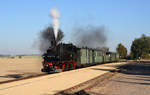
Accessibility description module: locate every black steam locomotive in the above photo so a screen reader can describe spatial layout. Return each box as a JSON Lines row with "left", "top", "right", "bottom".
{"left": 42, "top": 43, "right": 78, "bottom": 72}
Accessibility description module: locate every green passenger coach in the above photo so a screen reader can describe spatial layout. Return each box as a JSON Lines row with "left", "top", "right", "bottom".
{"left": 76, "top": 48, "right": 117, "bottom": 65}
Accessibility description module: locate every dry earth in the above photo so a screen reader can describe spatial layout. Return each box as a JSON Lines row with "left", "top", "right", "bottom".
{"left": 0, "top": 56, "right": 43, "bottom": 82}
{"left": 60, "top": 62, "right": 150, "bottom": 95}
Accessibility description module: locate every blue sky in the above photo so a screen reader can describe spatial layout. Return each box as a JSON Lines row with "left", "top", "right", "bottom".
{"left": 0, "top": 0, "right": 150, "bottom": 55}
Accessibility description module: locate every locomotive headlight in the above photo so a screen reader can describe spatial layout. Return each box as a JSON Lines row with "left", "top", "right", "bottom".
{"left": 45, "top": 64, "right": 49, "bottom": 67}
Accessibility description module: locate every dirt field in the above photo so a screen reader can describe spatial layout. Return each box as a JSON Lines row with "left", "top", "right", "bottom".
{"left": 0, "top": 56, "right": 43, "bottom": 82}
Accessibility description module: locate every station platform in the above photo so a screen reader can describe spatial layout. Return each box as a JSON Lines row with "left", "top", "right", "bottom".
{"left": 0, "top": 62, "right": 128, "bottom": 95}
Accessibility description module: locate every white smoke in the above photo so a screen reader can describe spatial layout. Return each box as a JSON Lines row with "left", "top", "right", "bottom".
{"left": 50, "top": 7, "right": 60, "bottom": 39}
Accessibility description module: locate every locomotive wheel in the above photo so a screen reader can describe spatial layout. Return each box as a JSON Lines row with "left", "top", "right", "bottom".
{"left": 69, "top": 64, "right": 73, "bottom": 70}
{"left": 64, "top": 64, "right": 68, "bottom": 71}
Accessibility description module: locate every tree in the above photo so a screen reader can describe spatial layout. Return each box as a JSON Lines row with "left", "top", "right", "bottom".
{"left": 131, "top": 34, "right": 150, "bottom": 59}
{"left": 116, "top": 43, "right": 127, "bottom": 59}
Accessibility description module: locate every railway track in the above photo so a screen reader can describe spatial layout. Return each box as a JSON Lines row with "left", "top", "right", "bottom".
{"left": 0, "top": 73, "right": 48, "bottom": 84}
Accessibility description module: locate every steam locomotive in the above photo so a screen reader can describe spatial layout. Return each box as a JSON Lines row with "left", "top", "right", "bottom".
{"left": 41, "top": 43, "right": 119, "bottom": 72}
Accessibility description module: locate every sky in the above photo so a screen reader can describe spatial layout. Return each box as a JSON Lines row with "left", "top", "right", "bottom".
{"left": 0, "top": 0, "right": 150, "bottom": 55}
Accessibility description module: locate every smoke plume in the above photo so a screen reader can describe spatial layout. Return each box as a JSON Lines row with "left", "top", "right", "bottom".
{"left": 50, "top": 7, "right": 60, "bottom": 39}
{"left": 72, "top": 25, "right": 107, "bottom": 48}
{"left": 39, "top": 26, "right": 64, "bottom": 53}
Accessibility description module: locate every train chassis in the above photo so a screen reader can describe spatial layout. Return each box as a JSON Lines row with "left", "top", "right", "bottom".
{"left": 42, "top": 61, "right": 77, "bottom": 73}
